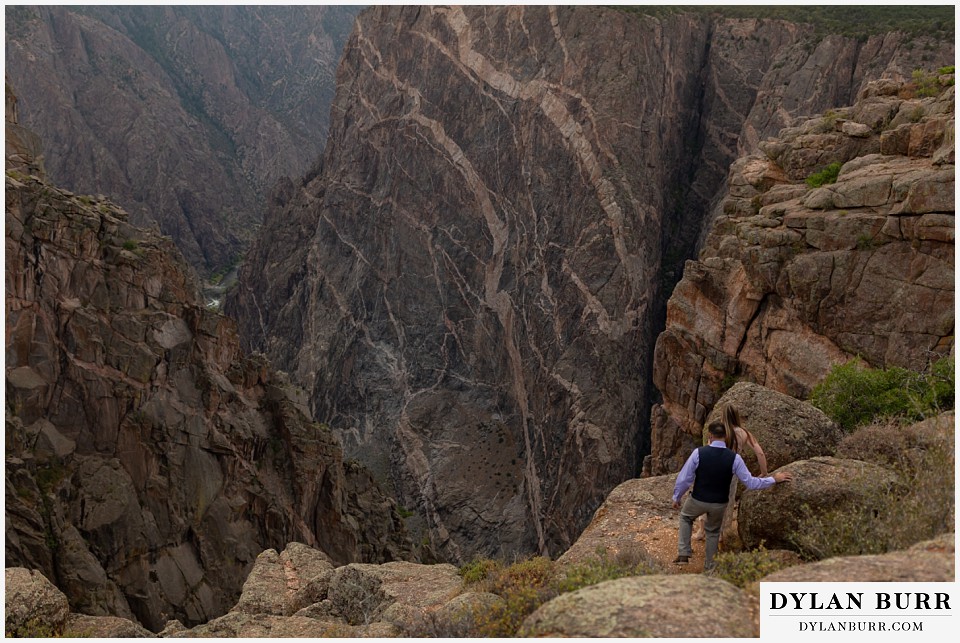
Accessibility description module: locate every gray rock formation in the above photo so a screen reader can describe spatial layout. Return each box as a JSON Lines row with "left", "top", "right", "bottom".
{"left": 519, "top": 574, "right": 754, "bottom": 637}
{"left": 738, "top": 456, "right": 902, "bottom": 551}
{"left": 650, "top": 76, "right": 955, "bottom": 474}
{"left": 5, "top": 103, "right": 413, "bottom": 630}
{"left": 694, "top": 381, "right": 844, "bottom": 476}
{"left": 756, "top": 533, "right": 955, "bottom": 582}
{"left": 172, "top": 542, "right": 466, "bottom": 637}
{"left": 63, "top": 614, "right": 155, "bottom": 639}
{"left": 230, "top": 544, "right": 334, "bottom": 617}
{"left": 557, "top": 475, "right": 675, "bottom": 569}
{"left": 4, "top": 568, "right": 71, "bottom": 637}
{"left": 5, "top": 5, "right": 359, "bottom": 274}
{"left": 228, "top": 5, "right": 952, "bottom": 562}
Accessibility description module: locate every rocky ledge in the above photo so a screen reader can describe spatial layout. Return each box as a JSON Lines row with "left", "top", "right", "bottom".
{"left": 8, "top": 530, "right": 953, "bottom": 638}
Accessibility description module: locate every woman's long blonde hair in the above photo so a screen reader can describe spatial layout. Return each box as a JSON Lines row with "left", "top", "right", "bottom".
{"left": 721, "top": 404, "right": 742, "bottom": 453}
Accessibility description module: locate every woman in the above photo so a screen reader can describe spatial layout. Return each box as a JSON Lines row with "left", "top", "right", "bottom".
{"left": 692, "top": 404, "right": 768, "bottom": 542}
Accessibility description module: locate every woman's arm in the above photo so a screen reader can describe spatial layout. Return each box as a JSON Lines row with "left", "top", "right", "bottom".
{"left": 744, "top": 429, "right": 768, "bottom": 477}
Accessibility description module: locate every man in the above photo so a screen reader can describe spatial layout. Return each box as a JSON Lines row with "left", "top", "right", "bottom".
{"left": 672, "top": 421, "right": 793, "bottom": 570}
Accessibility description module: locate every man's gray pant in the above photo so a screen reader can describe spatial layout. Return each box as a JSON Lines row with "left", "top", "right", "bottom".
{"left": 678, "top": 496, "right": 727, "bottom": 569}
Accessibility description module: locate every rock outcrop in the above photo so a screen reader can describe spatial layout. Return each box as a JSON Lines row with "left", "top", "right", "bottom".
{"left": 755, "top": 534, "right": 954, "bottom": 583}
{"left": 5, "top": 5, "right": 359, "bottom": 274}
{"left": 738, "top": 457, "right": 902, "bottom": 551}
{"left": 230, "top": 544, "right": 334, "bottom": 617}
{"left": 227, "top": 5, "right": 953, "bottom": 563}
{"left": 519, "top": 575, "right": 754, "bottom": 638}
{"left": 4, "top": 567, "right": 71, "bottom": 637}
{"left": 5, "top": 106, "right": 413, "bottom": 630}
{"left": 62, "top": 614, "right": 155, "bottom": 638}
{"left": 650, "top": 76, "right": 955, "bottom": 474}
{"left": 557, "top": 475, "right": 676, "bottom": 569}
{"left": 170, "top": 542, "right": 466, "bottom": 637}
{"left": 5, "top": 566, "right": 156, "bottom": 638}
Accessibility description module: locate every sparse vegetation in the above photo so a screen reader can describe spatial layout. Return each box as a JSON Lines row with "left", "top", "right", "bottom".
{"left": 458, "top": 557, "right": 500, "bottom": 584}
{"left": 907, "top": 105, "right": 926, "bottom": 123}
{"left": 855, "top": 234, "right": 878, "bottom": 250}
{"left": 911, "top": 66, "right": 955, "bottom": 97}
{"left": 804, "top": 161, "right": 842, "bottom": 188}
{"left": 821, "top": 109, "right": 840, "bottom": 129}
{"left": 809, "top": 355, "right": 954, "bottom": 431}
{"left": 710, "top": 544, "right": 797, "bottom": 587}
{"left": 457, "top": 548, "right": 658, "bottom": 636}
{"left": 6, "top": 616, "right": 65, "bottom": 638}
{"left": 789, "top": 427, "right": 953, "bottom": 559}
{"left": 719, "top": 372, "right": 739, "bottom": 394}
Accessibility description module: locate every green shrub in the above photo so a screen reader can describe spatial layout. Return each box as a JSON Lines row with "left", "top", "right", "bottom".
{"left": 458, "top": 557, "right": 500, "bottom": 584}
{"left": 809, "top": 356, "right": 954, "bottom": 431}
{"left": 710, "top": 545, "right": 797, "bottom": 587}
{"left": 6, "top": 616, "right": 65, "bottom": 638}
{"left": 922, "top": 355, "right": 954, "bottom": 412}
{"left": 473, "top": 557, "right": 556, "bottom": 637}
{"left": 555, "top": 547, "right": 658, "bottom": 593}
{"left": 805, "top": 162, "right": 842, "bottom": 188}
{"left": 938, "top": 65, "right": 955, "bottom": 75}
{"left": 122, "top": 239, "right": 139, "bottom": 251}
{"left": 488, "top": 556, "right": 556, "bottom": 596}
{"left": 855, "top": 234, "right": 877, "bottom": 250}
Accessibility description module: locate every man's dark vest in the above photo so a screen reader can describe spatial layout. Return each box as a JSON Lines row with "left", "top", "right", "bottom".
{"left": 692, "top": 446, "right": 736, "bottom": 503}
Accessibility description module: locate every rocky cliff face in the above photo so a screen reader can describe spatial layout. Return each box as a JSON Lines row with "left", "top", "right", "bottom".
{"left": 4, "top": 98, "right": 414, "bottom": 631}
{"left": 228, "top": 5, "right": 953, "bottom": 562}
{"left": 649, "top": 76, "right": 955, "bottom": 474}
{"left": 4, "top": 5, "right": 359, "bottom": 274}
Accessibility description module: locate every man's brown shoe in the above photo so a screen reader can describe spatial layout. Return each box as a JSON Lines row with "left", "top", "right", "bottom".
{"left": 672, "top": 555, "right": 689, "bottom": 565}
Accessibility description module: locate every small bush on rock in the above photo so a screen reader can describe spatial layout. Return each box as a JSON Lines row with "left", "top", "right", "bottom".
{"left": 471, "top": 557, "right": 557, "bottom": 637}
{"left": 710, "top": 545, "right": 798, "bottom": 588}
{"left": 809, "top": 356, "right": 954, "bottom": 431}
{"left": 805, "top": 161, "right": 842, "bottom": 187}
{"left": 460, "top": 550, "right": 657, "bottom": 636}
{"left": 458, "top": 558, "right": 499, "bottom": 584}
{"left": 555, "top": 547, "right": 658, "bottom": 593}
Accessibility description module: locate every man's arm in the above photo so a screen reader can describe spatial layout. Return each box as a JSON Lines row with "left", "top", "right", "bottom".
{"left": 672, "top": 449, "right": 699, "bottom": 506}
{"left": 732, "top": 455, "right": 775, "bottom": 490}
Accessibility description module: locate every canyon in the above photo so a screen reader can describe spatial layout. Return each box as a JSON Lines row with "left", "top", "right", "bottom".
{"left": 226, "top": 5, "right": 954, "bottom": 562}
{"left": 5, "top": 4, "right": 954, "bottom": 633}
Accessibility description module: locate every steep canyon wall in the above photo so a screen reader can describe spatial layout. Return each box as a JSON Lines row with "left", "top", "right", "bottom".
{"left": 225, "top": 6, "right": 952, "bottom": 562}
{"left": 5, "top": 5, "right": 359, "bottom": 274}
